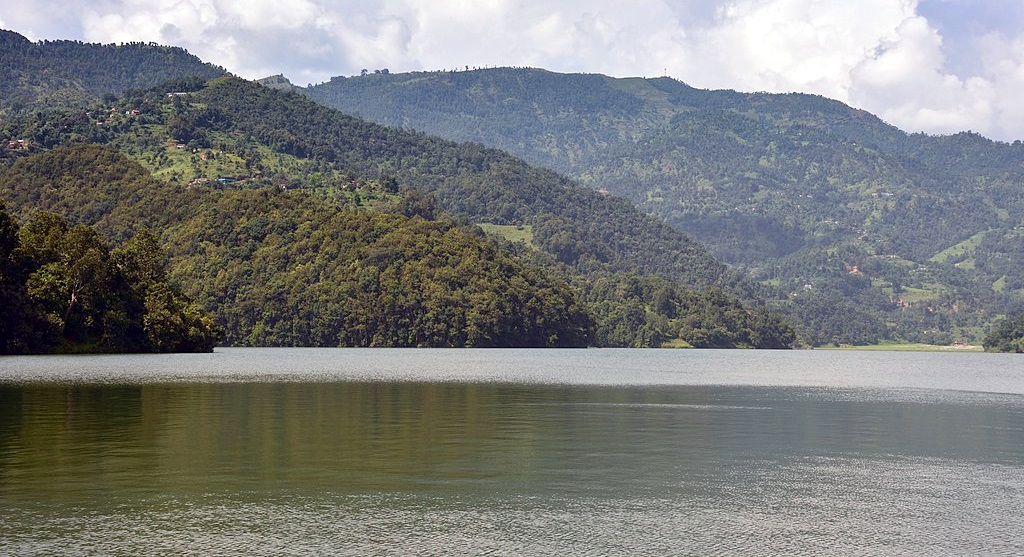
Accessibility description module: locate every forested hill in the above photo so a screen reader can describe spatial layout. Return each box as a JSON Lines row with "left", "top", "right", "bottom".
{"left": 0, "top": 29, "right": 225, "bottom": 116}
{"left": 136, "top": 75, "right": 730, "bottom": 288}
{"left": 303, "top": 68, "right": 1024, "bottom": 265}
{"left": 2, "top": 66, "right": 797, "bottom": 349}
{"left": 306, "top": 68, "right": 901, "bottom": 178}
{"left": 0, "top": 144, "right": 593, "bottom": 348}
{"left": 304, "top": 68, "right": 1024, "bottom": 345}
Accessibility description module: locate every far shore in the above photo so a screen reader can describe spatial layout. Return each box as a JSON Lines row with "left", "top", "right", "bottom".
{"left": 820, "top": 342, "right": 983, "bottom": 352}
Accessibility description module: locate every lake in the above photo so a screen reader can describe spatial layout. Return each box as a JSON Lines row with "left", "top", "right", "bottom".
{"left": 2, "top": 348, "right": 1023, "bottom": 555}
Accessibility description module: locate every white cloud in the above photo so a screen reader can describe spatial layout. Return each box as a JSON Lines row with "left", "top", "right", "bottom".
{"left": 849, "top": 16, "right": 975, "bottom": 132}
{"left": 848, "top": 13, "right": 1024, "bottom": 140}
{"left": 973, "top": 32, "right": 1024, "bottom": 141}
{"left": 360, "top": 0, "right": 689, "bottom": 75}
{"left": 677, "top": 0, "right": 917, "bottom": 98}
{"left": 220, "top": 0, "right": 319, "bottom": 31}
{"left": 1, "top": 0, "right": 1022, "bottom": 140}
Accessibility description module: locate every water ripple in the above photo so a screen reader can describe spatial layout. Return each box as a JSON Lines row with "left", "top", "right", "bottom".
{"left": 3, "top": 457, "right": 1024, "bottom": 556}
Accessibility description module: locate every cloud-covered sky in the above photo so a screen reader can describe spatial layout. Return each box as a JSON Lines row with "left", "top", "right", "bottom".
{"left": 3, "top": 0, "right": 1022, "bottom": 141}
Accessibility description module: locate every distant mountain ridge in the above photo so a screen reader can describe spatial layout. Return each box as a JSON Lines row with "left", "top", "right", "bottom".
{"left": 303, "top": 68, "right": 1023, "bottom": 261}
{"left": 303, "top": 67, "right": 1024, "bottom": 345}
{"left": 303, "top": 68, "right": 902, "bottom": 183}
{"left": 0, "top": 29, "right": 225, "bottom": 117}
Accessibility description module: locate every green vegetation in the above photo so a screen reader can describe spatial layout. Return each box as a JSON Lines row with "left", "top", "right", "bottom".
{"left": 580, "top": 273, "right": 795, "bottom": 349}
{"left": 305, "top": 67, "right": 1024, "bottom": 345}
{"left": 0, "top": 146, "right": 592, "bottom": 348}
{"left": 822, "top": 342, "right": 981, "bottom": 352}
{"left": 162, "top": 188, "right": 593, "bottom": 348}
{"left": 930, "top": 231, "right": 986, "bottom": 264}
{"left": 0, "top": 141, "right": 794, "bottom": 349}
{"left": 479, "top": 223, "right": 534, "bottom": 245}
{"left": 0, "top": 198, "right": 220, "bottom": 354}
{"left": 0, "top": 29, "right": 224, "bottom": 120}
{"left": 189, "top": 77, "right": 730, "bottom": 288}
{"left": 984, "top": 313, "right": 1024, "bottom": 353}
{"left": 4, "top": 71, "right": 730, "bottom": 286}
{"left": 0, "top": 36, "right": 799, "bottom": 350}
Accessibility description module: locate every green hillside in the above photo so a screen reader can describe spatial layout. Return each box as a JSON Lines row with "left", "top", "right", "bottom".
{"left": 1, "top": 58, "right": 795, "bottom": 349}
{"left": 0, "top": 145, "right": 593, "bottom": 348}
{"left": 305, "top": 67, "right": 1024, "bottom": 345}
{"left": 0, "top": 29, "right": 225, "bottom": 118}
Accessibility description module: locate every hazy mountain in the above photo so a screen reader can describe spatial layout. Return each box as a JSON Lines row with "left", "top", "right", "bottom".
{"left": 304, "top": 67, "right": 1024, "bottom": 344}
{"left": 256, "top": 74, "right": 297, "bottom": 92}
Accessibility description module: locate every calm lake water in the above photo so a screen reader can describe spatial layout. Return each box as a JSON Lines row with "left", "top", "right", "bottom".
{"left": 2, "top": 348, "right": 1023, "bottom": 555}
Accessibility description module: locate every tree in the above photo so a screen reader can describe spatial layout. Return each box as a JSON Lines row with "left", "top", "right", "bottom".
{"left": 983, "top": 314, "right": 1024, "bottom": 353}
{"left": 1, "top": 208, "right": 220, "bottom": 353}
{"left": 22, "top": 223, "right": 114, "bottom": 347}
{"left": 0, "top": 200, "right": 52, "bottom": 352}
{"left": 113, "top": 228, "right": 167, "bottom": 286}
{"left": 143, "top": 282, "right": 220, "bottom": 352}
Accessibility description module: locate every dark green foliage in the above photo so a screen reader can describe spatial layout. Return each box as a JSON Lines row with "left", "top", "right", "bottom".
{"left": 983, "top": 314, "right": 1024, "bottom": 353}
{"left": 163, "top": 188, "right": 593, "bottom": 347}
{"left": 1, "top": 146, "right": 593, "bottom": 348}
{"left": 0, "top": 199, "right": 54, "bottom": 352}
{"left": 582, "top": 273, "right": 795, "bottom": 348}
{"left": 0, "top": 143, "right": 202, "bottom": 241}
{"left": 1, "top": 57, "right": 795, "bottom": 349}
{"left": 0, "top": 201, "right": 220, "bottom": 354}
{"left": 0, "top": 29, "right": 224, "bottom": 118}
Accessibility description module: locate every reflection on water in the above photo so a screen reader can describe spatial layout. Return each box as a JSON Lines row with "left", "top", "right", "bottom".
{"left": 1, "top": 350, "right": 1024, "bottom": 555}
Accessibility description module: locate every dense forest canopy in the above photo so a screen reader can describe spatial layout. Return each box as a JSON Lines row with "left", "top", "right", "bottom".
{"left": 305, "top": 67, "right": 1024, "bottom": 346}
{"left": 0, "top": 197, "right": 220, "bottom": 354}
{"left": 0, "top": 145, "right": 594, "bottom": 348}
{"left": 984, "top": 313, "right": 1024, "bottom": 353}
{"left": 0, "top": 138, "right": 793, "bottom": 350}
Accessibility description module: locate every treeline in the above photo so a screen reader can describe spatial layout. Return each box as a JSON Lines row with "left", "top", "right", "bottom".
{"left": 0, "top": 29, "right": 225, "bottom": 116}
{"left": 984, "top": 313, "right": 1024, "bottom": 353}
{"left": 161, "top": 188, "right": 593, "bottom": 347}
{"left": 581, "top": 273, "right": 794, "bottom": 348}
{"left": 0, "top": 199, "right": 219, "bottom": 354}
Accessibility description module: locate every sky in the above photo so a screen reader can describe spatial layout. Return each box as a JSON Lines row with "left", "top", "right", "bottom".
{"left": 3, "top": 0, "right": 1023, "bottom": 142}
